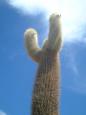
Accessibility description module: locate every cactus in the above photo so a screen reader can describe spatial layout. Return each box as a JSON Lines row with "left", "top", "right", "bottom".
{"left": 24, "top": 13, "right": 62, "bottom": 115}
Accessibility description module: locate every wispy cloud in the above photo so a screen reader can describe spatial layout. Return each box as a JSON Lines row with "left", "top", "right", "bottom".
{"left": 70, "top": 78, "right": 86, "bottom": 94}
{"left": 0, "top": 110, "right": 7, "bottom": 115}
{"left": 6, "top": 0, "right": 86, "bottom": 43}
{"left": 62, "top": 44, "right": 86, "bottom": 94}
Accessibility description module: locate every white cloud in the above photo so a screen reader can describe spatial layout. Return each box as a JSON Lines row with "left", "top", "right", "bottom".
{"left": 0, "top": 111, "right": 7, "bottom": 115}
{"left": 70, "top": 78, "right": 86, "bottom": 94}
{"left": 6, "top": 0, "right": 86, "bottom": 43}
{"left": 62, "top": 44, "right": 86, "bottom": 94}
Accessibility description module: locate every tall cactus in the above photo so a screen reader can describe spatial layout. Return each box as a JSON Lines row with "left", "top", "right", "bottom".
{"left": 24, "top": 13, "right": 62, "bottom": 115}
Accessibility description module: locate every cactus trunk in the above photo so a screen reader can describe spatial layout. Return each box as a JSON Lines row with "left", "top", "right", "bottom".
{"left": 32, "top": 51, "right": 60, "bottom": 115}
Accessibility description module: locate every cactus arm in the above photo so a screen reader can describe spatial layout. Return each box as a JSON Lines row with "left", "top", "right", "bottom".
{"left": 47, "top": 14, "right": 62, "bottom": 53}
{"left": 24, "top": 28, "right": 43, "bottom": 63}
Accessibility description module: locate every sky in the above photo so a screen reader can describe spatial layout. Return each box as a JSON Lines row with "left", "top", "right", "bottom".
{"left": 0, "top": 0, "right": 86, "bottom": 115}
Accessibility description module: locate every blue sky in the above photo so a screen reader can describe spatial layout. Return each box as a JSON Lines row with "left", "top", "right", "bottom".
{"left": 0, "top": 0, "right": 86, "bottom": 115}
